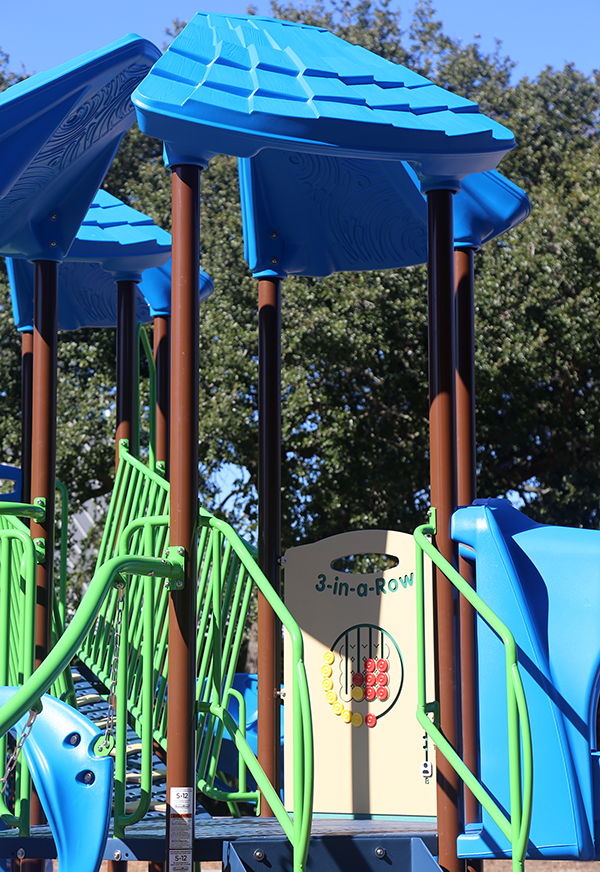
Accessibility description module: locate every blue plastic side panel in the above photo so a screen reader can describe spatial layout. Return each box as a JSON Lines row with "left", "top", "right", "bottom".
{"left": 0, "top": 465, "right": 22, "bottom": 502}
{"left": 0, "top": 688, "right": 112, "bottom": 872}
{"left": 451, "top": 500, "right": 600, "bottom": 859}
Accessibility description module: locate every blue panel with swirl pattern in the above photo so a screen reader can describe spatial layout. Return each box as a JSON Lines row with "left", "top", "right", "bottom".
{"left": 132, "top": 12, "right": 515, "bottom": 186}
{"left": 0, "top": 34, "right": 161, "bottom": 262}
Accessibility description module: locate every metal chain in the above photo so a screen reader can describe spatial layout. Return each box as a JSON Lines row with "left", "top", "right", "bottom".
{"left": 102, "top": 582, "right": 125, "bottom": 750}
{"left": 0, "top": 709, "right": 38, "bottom": 794}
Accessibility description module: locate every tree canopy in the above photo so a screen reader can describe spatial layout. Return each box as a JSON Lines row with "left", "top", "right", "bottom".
{"left": 2, "top": 0, "right": 600, "bottom": 563}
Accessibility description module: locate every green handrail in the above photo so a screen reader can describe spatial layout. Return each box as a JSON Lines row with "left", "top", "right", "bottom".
{"left": 55, "top": 480, "right": 69, "bottom": 631}
{"left": 414, "top": 509, "right": 532, "bottom": 872}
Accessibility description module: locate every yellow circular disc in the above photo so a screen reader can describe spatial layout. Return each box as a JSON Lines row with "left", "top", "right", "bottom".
{"left": 341, "top": 710, "right": 352, "bottom": 724}
{"left": 321, "top": 664, "right": 333, "bottom": 678}
{"left": 332, "top": 701, "right": 344, "bottom": 716}
{"left": 352, "top": 686, "right": 364, "bottom": 702}
{"left": 322, "top": 678, "right": 333, "bottom": 692}
{"left": 351, "top": 713, "right": 364, "bottom": 728}
{"left": 326, "top": 691, "right": 337, "bottom": 705}
{"left": 323, "top": 651, "right": 335, "bottom": 665}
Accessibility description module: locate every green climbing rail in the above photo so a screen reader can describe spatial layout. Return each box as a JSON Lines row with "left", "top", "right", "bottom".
{"left": 414, "top": 509, "right": 532, "bottom": 872}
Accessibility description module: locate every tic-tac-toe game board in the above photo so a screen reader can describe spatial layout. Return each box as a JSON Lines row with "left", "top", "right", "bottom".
{"left": 284, "top": 529, "right": 435, "bottom": 817}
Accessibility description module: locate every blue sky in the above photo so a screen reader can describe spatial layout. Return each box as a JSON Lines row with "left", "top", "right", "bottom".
{"left": 2, "top": 0, "right": 599, "bottom": 84}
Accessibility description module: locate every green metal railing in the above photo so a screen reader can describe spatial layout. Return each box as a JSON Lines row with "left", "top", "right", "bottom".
{"left": 76, "top": 442, "right": 313, "bottom": 872}
{"left": 414, "top": 509, "right": 532, "bottom": 872}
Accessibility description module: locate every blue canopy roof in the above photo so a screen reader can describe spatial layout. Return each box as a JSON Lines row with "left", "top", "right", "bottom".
{"left": 239, "top": 151, "right": 530, "bottom": 277}
{"left": 66, "top": 189, "right": 171, "bottom": 282}
{"left": 7, "top": 256, "right": 214, "bottom": 331}
{"left": 133, "top": 12, "right": 515, "bottom": 188}
{"left": 0, "top": 34, "right": 161, "bottom": 262}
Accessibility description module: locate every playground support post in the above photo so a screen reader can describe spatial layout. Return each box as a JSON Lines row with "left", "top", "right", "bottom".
{"left": 21, "top": 331, "right": 33, "bottom": 506}
{"left": 154, "top": 314, "right": 170, "bottom": 475}
{"left": 257, "top": 276, "right": 282, "bottom": 815}
{"left": 116, "top": 280, "right": 138, "bottom": 472}
{"left": 427, "top": 190, "right": 462, "bottom": 872}
{"left": 167, "top": 164, "right": 200, "bottom": 872}
{"left": 455, "top": 247, "right": 481, "bottom": 872}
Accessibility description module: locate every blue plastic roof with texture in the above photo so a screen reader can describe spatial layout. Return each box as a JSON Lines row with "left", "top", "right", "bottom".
{"left": 66, "top": 189, "right": 171, "bottom": 282}
{"left": 0, "top": 34, "right": 161, "bottom": 262}
{"left": 239, "top": 150, "right": 530, "bottom": 277}
{"left": 132, "top": 12, "right": 515, "bottom": 186}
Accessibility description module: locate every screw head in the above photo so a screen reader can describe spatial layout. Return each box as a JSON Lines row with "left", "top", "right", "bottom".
{"left": 113, "top": 850, "right": 122, "bottom": 861}
{"left": 50, "top": 212, "right": 58, "bottom": 221}
{"left": 49, "top": 240, "right": 57, "bottom": 248}
{"left": 177, "top": 547, "right": 184, "bottom": 555}
{"left": 270, "top": 257, "right": 278, "bottom": 265}
{"left": 164, "top": 581, "right": 169, "bottom": 588}
{"left": 278, "top": 556, "right": 286, "bottom": 565}
{"left": 16, "top": 849, "right": 25, "bottom": 860}
{"left": 270, "top": 231, "right": 278, "bottom": 239}
{"left": 69, "top": 733, "right": 80, "bottom": 746}
{"left": 253, "top": 849, "right": 265, "bottom": 862}
{"left": 375, "top": 846, "right": 386, "bottom": 859}
{"left": 176, "top": 580, "right": 184, "bottom": 589}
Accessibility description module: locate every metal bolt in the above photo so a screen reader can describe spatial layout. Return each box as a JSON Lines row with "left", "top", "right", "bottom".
{"left": 270, "top": 257, "right": 278, "bottom": 265}
{"left": 177, "top": 547, "right": 184, "bottom": 556}
{"left": 375, "top": 846, "right": 386, "bottom": 859}
{"left": 278, "top": 556, "right": 286, "bottom": 565}
{"left": 148, "top": 571, "right": 154, "bottom": 577}
{"left": 50, "top": 213, "right": 57, "bottom": 221}
{"left": 113, "top": 850, "right": 122, "bottom": 861}
{"left": 69, "top": 733, "right": 80, "bottom": 746}
{"left": 82, "top": 771, "right": 94, "bottom": 784}
{"left": 164, "top": 581, "right": 169, "bottom": 589}
{"left": 253, "top": 849, "right": 265, "bottom": 862}
{"left": 176, "top": 580, "right": 184, "bottom": 589}
{"left": 162, "top": 558, "right": 167, "bottom": 564}
{"left": 16, "top": 849, "right": 25, "bottom": 860}
{"left": 49, "top": 240, "right": 57, "bottom": 248}
{"left": 270, "top": 231, "right": 278, "bottom": 239}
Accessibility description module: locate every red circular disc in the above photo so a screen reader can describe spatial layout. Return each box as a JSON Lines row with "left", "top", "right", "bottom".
{"left": 376, "top": 672, "right": 389, "bottom": 687}
{"left": 365, "top": 672, "right": 377, "bottom": 687}
{"left": 377, "top": 686, "right": 389, "bottom": 701}
{"left": 365, "top": 713, "right": 377, "bottom": 728}
{"left": 377, "top": 658, "right": 388, "bottom": 672}
{"left": 365, "top": 686, "right": 376, "bottom": 702}
{"left": 352, "top": 672, "right": 364, "bottom": 687}
{"left": 365, "top": 658, "right": 376, "bottom": 673}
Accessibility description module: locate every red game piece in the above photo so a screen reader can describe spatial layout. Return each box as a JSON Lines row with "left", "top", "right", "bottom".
{"left": 365, "top": 673, "right": 377, "bottom": 687}
{"left": 377, "top": 658, "right": 388, "bottom": 672}
{"left": 365, "top": 658, "right": 376, "bottom": 673}
{"left": 365, "top": 686, "right": 376, "bottom": 702}
{"left": 352, "top": 672, "right": 364, "bottom": 686}
{"left": 376, "top": 672, "right": 388, "bottom": 686}
{"left": 365, "top": 713, "right": 377, "bottom": 728}
{"left": 376, "top": 686, "right": 389, "bottom": 701}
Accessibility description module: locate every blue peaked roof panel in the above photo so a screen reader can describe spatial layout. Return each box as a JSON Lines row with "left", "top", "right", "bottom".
{"left": 238, "top": 150, "right": 530, "bottom": 277}
{"left": 66, "top": 189, "right": 171, "bottom": 281}
{"left": 6, "top": 256, "right": 214, "bottom": 331}
{"left": 132, "top": 13, "right": 515, "bottom": 186}
{"left": 0, "top": 34, "right": 161, "bottom": 262}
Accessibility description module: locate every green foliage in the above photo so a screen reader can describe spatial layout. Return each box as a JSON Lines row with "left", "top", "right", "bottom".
{"left": 2, "top": 0, "right": 600, "bottom": 581}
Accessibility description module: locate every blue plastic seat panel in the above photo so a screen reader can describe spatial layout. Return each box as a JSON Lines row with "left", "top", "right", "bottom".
{"left": 451, "top": 499, "right": 600, "bottom": 859}
{"left": 0, "top": 35, "right": 160, "bottom": 262}
{"left": 132, "top": 12, "right": 515, "bottom": 185}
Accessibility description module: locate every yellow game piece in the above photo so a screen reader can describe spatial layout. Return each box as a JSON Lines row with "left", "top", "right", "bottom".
{"left": 352, "top": 686, "right": 364, "bottom": 702}
{"left": 321, "top": 664, "right": 332, "bottom": 678}
{"left": 322, "top": 678, "right": 333, "bottom": 692}
{"left": 326, "top": 691, "right": 337, "bottom": 705}
{"left": 323, "top": 651, "right": 335, "bottom": 665}
{"left": 332, "top": 701, "right": 344, "bottom": 716}
{"left": 351, "top": 713, "right": 364, "bottom": 728}
{"left": 341, "top": 710, "right": 352, "bottom": 724}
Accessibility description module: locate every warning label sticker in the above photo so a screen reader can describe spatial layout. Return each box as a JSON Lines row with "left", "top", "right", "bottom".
{"left": 169, "top": 787, "right": 193, "bottom": 854}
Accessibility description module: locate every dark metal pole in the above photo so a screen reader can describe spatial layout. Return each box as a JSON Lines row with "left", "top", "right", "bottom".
{"left": 154, "top": 314, "right": 171, "bottom": 477}
{"left": 167, "top": 165, "right": 200, "bottom": 872}
{"left": 455, "top": 247, "right": 482, "bottom": 872}
{"left": 20, "top": 331, "right": 33, "bottom": 506}
{"left": 257, "top": 276, "right": 282, "bottom": 816}
{"left": 427, "top": 190, "right": 462, "bottom": 872}
{"left": 116, "top": 280, "right": 138, "bottom": 472}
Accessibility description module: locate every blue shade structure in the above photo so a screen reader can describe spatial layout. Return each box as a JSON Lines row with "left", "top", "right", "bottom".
{"left": 239, "top": 153, "right": 530, "bottom": 277}
{"left": 132, "top": 12, "right": 515, "bottom": 187}
{"left": 0, "top": 34, "right": 161, "bottom": 262}
{"left": 6, "top": 191, "right": 214, "bottom": 330}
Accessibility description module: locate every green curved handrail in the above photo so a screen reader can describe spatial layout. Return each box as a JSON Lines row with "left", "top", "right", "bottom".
{"left": 414, "top": 509, "right": 532, "bottom": 872}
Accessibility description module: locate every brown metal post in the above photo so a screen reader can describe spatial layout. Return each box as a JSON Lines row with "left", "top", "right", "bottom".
{"left": 455, "top": 247, "right": 482, "bottom": 872}
{"left": 167, "top": 165, "right": 200, "bottom": 872}
{"left": 154, "top": 314, "right": 171, "bottom": 476}
{"left": 427, "top": 190, "right": 462, "bottom": 872}
{"left": 257, "top": 277, "right": 282, "bottom": 816}
{"left": 20, "top": 331, "right": 34, "bottom": 506}
{"left": 116, "top": 280, "right": 138, "bottom": 472}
